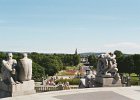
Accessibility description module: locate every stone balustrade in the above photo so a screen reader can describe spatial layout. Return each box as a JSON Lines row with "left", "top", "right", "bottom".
{"left": 35, "top": 85, "right": 78, "bottom": 93}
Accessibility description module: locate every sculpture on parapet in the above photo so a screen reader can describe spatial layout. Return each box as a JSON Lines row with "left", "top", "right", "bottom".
{"left": 79, "top": 68, "right": 96, "bottom": 88}
{"left": 96, "top": 52, "right": 120, "bottom": 80}
{"left": 1, "top": 53, "right": 33, "bottom": 85}
{"left": 1, "top": 53, "right": 20, "bottom": 85}
{"left": 19, "top": 53, "right": 32, "bottom": 81}
{"left": 0, "top": 53, "right": 35, "bottom": 97}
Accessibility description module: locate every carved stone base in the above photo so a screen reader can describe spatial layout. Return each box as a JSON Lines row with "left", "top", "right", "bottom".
{"left": 95, "top": 77, "right": 122, "bottom": 87}
{"left": 0, "top": 80, "right": 36, "bottom": 97}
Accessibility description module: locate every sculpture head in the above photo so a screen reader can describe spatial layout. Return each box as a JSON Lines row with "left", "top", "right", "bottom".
{"left": 109, "top": 52, "right": 113, "bottom": 56}
{"left": 23, "top": 53, "right": 28, "bottom": 58}
{"left": 8, "top": 53, "right": 13, "bottom": 59}
{"left": 86, "top": 69, "right": 91, "bottom": 75}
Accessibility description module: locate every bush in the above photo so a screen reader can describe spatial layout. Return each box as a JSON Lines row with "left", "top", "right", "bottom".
{"left": 55, "top": 78, "right": 80, "bottom": 85}
{"left": 130, "top": 76, "right": 139, "bottom": 85}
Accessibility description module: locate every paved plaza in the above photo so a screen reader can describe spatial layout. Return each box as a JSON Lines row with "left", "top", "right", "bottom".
{"left": 55, "top": 91, "right": 132, "bottom": 100}
{"left": 1, "top": 86, "right": 140, "bottom": 100}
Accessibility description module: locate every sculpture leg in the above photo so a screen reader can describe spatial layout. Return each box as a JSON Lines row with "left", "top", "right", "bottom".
{"left": 23, "top": 65, "right": 28, "bottom": 81}
{"left": 27, "top": 66, "right": 32, "bottom": 80}
{"left": 10, "top": 77, "right": 16, "bottom": 85}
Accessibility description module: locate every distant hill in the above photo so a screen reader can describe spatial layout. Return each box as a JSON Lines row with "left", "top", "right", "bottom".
{"left": 79, "top": 52, "right": 132, "bottom": 57}
{"left": 79, "top": 52, "right": 105, "bottom": 57}
{"left": 0, "top": 51, "right": 132, "bottom": 57}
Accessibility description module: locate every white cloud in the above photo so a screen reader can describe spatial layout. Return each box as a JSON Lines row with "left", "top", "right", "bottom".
{"left": 104, "top": 42, "right": 140, "bottom": 48}
{"left": 103, "top": 42, "right": 140, "bottom": 54}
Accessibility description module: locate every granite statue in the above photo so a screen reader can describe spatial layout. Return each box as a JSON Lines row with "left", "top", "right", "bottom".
{"left": 96, "top": 52, "right": 120, "bottom": 81}
{"left": 0, "top": 53, "right": 35, "bottom": 97}
{"left": 19, "top": 53, "right": 32, "bottom": 81}
{"left": 1, "top": 53, "right": 19, "bottom": 85}
{"left": 79, "top": 69, "right": 96, "bottom": 88}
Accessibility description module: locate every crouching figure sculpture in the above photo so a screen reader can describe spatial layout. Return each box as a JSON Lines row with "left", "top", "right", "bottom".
{"left": 96, "top": 52, "right": 120, "bottom": 80}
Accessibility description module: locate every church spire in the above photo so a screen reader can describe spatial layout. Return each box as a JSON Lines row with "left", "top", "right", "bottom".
{"left": 75, "top": 48, "right": 78, "bottom": 55}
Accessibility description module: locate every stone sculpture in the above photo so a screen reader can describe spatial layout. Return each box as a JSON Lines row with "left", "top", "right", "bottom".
{"left": 1, "top": 53, "right": 19, "bottom": 85}
{"left": 19, "top": 53, "right": 32, "bottom": 81}
{"left": 79, "top": 69, "right": 96, "bottom": 88}
{"left": 96, "top": 52, "right": 121, "bottom": 86}
{"left": 97, "top": 53, "right": 119, "bottom": 77}
{"left": 0, "top": 53, "right": 35, "bottom": 97}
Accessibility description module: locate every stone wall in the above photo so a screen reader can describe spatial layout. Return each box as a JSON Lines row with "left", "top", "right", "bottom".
{"left": 0, "top": 80, "right": 36, "bottom": 97}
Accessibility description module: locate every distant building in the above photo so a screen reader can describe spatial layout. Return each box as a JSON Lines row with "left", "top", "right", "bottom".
{"left": 75, "top": 48, "right": 78, "bottom": 55}
{"left": 80, "top": 56, "right": 88, "bottom": 63}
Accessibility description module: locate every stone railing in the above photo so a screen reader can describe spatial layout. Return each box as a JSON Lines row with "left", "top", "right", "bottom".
{"left": 35, "top": 85, "right": 78, "bottom": 93}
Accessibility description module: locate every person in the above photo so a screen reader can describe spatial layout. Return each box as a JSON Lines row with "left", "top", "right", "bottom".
{"left": 64, "top": 81, "right": 70, "bottom": 90}
{"left": 1, "top": 53, "right": 19, "bottom": 85}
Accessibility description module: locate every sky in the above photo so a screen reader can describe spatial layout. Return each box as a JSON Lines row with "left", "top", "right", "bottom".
{"left": 0, "top": 0, "right": 140, "bottom": 54}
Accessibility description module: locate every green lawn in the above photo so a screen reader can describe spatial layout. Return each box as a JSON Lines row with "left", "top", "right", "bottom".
{"left": 66, "top": 66, "right": 78, "bottom": 70}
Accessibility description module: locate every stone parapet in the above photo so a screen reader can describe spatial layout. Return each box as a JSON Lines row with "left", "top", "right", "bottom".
{"left": 0, "top": 80, "right": 36, "bottom": 97}
{"left": 95, "top": 77, "right": 122, "bottom": 87}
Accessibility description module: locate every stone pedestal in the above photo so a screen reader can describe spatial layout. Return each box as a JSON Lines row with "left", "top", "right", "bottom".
{"left": 0, "top": 80, "right": 36, "bottom": 97}
{"left": 95, "top": 77, "right": 122, "bottom": 87}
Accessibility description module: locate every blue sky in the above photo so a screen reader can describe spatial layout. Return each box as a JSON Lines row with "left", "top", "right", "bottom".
{"left": 0, "top": 0, "right": 140, "bottom": 54}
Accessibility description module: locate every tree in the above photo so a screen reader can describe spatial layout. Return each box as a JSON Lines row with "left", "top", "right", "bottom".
{"left": 47, "top": 66, "right": 58, "bottom": 76}
{"left": 39, "top": 55, "right": 63, "bottom": 76}
{"left": 117, "top": 55, "right": 125, "bottom": 73}
{"left": 133, "top": 54, "right": 140, "bottom": 75}
{"left": 88, "top": 55, "right": 97, "bottom": 68}
{"left": 29, "top": 53, "right": 63, "bottom": 76}
{"left": 73, "top": 54, "right": 80, "bottom": 66}
{"left": 114, "top": 50, "right": 126, "bottom": 74}
{"left": 124, "top": 55, "right": 134, "bottom": 75}
{"left": 114, "top": 50, "right": 123, "bottom": 58}
{"left": 32, "top": 62, "right": 45, "bottom": 81}
{"left": 117, "top": 55, "right": 134, "bottom": 75}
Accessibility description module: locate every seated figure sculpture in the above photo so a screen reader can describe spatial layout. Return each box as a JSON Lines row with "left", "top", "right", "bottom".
{"left": 0, "top": 53, "right": 35, "bottom": 97}
{"left": 79, "top": 69, "right": 96, "bottom": 88}
{"left": 96, "top": 52, "right": 120, "bottom": 81}
{"left": 19, "top": 53, "right": 32, "bottom": 81}
{"left": 1, "top": 53, "right": 19, "bottom": 85}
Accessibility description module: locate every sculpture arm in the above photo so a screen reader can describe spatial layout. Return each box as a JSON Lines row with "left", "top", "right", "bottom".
{"left": 105, "top": 59, "right": 108, "bottom": 66}
{"left": 109, "top": 54, "right": 116, "bottom": 60}
{"left": 13, "top": 59, "right": 17, "bottom": 66}
{"left": 2, "top": 60, "right": 12, "bottom": 71}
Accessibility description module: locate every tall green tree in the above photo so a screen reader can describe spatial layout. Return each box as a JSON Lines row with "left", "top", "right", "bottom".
{"left": 88, "top": 55, "right": 97, "bottom": 68}
{"left": 133, "top": 54, "right": 140, "bottom": 75}
{"left": 114, "top": 50, "right": 123, "bottom": 58}
{"left": 32, "top": 62, "right": 45, "bottom": 81}
{"left": 114, "top": 50, "right": 125, "bottom": 73}
{"left": 123, "top": 55, "right": 134, "bottom": 75}
{"left": 73, "top": 54, "right": 80, "bottom": 66}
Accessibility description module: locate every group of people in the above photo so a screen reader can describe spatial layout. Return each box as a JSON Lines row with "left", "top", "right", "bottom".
{"left": 57, "top": 81, "right": 71, "bottom": 90}
{"left": 1, "top": 53, "right": 32, "bottom": 85}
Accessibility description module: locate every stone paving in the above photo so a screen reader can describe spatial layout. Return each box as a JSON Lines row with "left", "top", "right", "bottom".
{"left": 1, "top": 86, "right": 140, "bottom": 100}
{"left": 55, "top": 91, "right": 132, "bottom": 100}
